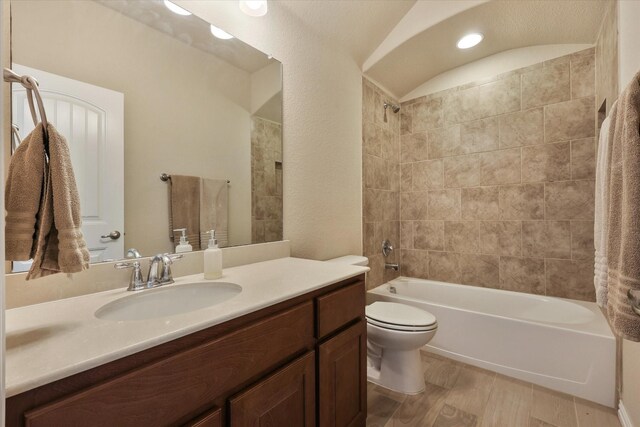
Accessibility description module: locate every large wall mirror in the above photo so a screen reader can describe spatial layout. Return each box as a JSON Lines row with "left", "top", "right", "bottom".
{"left": 6, "top": 0, "right": 283, "bottom": 271}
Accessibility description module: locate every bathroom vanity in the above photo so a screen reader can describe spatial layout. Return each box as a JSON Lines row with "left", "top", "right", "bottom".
{"left": 5, "top": 258, "right": 367, "bottom": 427}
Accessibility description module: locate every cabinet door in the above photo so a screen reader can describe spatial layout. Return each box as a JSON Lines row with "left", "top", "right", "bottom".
{"left": 318, "top": 321, "right": 367, "bottom": 427}
{"left": 185, "top": 407, "right": 222, "bottom": 427}
{"left": 229, "top": 352, "right": 315, "bottom": 427}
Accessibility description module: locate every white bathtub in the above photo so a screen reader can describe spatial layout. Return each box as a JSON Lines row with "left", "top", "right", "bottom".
{"left": 367, "top": 277, "right": 616, "bottom": 407}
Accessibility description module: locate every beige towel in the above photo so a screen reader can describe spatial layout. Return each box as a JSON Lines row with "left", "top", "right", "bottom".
{"left": 200, "top": 179, "right": 229, "bottom": 248}
{"left": 169, "top": 175, "right": 201, "bottom": 251}
{"left": 606, "top": 70, "right": 640, "bottom": 341}
{"left": 594, "top": 116, "right": 612, "bottom": 307}
{"left": 28, "top": 124, "right": 90, "bottom": 279}
{"left": 5, "top": 123, "right": 46, "bottom": 260}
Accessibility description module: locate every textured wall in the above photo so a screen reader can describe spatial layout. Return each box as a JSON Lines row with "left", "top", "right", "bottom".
{"left": 362, "top": 78, "right": 401, "bottom": 289}
{"left": 251, "top": 117, "right": 283, "bottom": 244}
{"left": 398, "top": 48, "right": 597, "bottom": 301}
{"left": 179, "top": 1, "right": 363, "bottom": 261}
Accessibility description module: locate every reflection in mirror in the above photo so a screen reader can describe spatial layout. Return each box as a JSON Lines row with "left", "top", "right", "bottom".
{"left": 7, "top": 0, "right": 282, "bottom": 271}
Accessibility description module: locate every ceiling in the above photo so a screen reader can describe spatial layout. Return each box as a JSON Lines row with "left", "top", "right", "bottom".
{"left": 97, "top": 0, "right": 275, "bottom": 73}
{"left": 278, "top": 0, "right": 416, "bottom": 66}
{"left": 364, "top": 0, "right": 609, "bottom": 98}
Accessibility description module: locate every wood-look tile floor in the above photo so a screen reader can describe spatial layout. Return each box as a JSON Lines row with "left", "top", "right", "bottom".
{"left": 367, "top": 351, "right": 620, "bottom": 427}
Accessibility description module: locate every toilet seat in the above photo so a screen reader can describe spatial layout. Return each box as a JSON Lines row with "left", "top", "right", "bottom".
{"left": 366, "top": 302, "right": 437, "bottom": 332}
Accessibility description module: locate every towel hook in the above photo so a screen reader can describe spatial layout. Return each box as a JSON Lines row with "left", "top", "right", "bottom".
{"left": 3, "top": 68, "right": 49, "bottom": 143}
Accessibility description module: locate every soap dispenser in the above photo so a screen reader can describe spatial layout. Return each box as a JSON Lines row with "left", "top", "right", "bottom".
{"left": 174, "top": 228, "right": 193, "bottom": 253}
{"left": 204, "top": 229, "right": 223, "bottom": 280}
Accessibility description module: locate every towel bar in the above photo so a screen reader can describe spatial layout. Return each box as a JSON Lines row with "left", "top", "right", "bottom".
{"left": 160, "top": 173, "right": 230, "bottom": 184}
{"left": 629, "top": 289, "right": 640, "bottom": 316}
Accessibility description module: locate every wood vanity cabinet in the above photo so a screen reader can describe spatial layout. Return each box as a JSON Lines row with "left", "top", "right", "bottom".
{"left": 5, "top": 274, "right": 366, "bottom": 427}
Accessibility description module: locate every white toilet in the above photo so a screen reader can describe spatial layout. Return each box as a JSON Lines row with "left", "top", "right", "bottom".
{"left": 325, "top": 255, "right": 438, "bottom": 395}
{"left": 366, "top": 301, "right": 437, "bottom": 394}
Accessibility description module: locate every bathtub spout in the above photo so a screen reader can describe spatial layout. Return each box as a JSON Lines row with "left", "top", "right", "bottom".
{"left": 385, "top": 263, "right": 399, "bottom": 271}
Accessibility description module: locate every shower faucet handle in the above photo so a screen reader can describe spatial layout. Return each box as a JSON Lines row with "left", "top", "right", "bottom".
{"left": 382, "top": 240, "right": 394, "bottom": 257}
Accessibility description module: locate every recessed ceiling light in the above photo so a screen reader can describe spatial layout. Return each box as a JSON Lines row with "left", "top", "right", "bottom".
{"left": 457, "top": 33, "right": 484, "bottom": 49}
{"left": 239, "top": 0, "right": 268, "bottom": 17}
{"left": 163, "top": 0, "right": 191, "bottom": 16}
{"left": 210, "top": 24, "right": 234, "bottom": 40}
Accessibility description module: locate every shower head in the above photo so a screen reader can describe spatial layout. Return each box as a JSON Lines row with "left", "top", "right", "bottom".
{"left": 383, "top": 101, "right": 400, "bottom": 123}
{"left": 384, "top": 102, "right": 400, "bottom": 113}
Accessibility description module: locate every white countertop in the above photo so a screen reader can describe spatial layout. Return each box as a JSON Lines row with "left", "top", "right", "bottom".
{"left": 5, "top": 257, "right": 368, "bottom": 397}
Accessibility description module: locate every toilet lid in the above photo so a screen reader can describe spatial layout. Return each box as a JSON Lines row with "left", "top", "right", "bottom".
{"left": 366, "top": 302, "right": 437, "bottom": 329}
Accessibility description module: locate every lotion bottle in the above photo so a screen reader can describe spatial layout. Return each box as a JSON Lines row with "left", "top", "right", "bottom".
{"left": 204, "top": 229, "right": 222, "bottom": 279}
{"left": 173, "top": 228, "right": 193, "bottom": 253}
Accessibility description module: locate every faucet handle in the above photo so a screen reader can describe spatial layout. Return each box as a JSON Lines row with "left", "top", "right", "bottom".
{"left": 115, "top": 261, "right": 146, "bottom": 291}
{"left": 159, "top": 253, "right": 182, "bottom": 285}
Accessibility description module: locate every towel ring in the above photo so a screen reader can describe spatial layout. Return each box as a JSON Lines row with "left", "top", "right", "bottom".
{"left": 3, "top": 68, "right": 49, "bottom": 142}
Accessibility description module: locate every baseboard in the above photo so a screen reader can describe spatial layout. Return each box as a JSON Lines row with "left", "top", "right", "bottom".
{"left": 619, "top": 400, "right": 635, "bottom": 427}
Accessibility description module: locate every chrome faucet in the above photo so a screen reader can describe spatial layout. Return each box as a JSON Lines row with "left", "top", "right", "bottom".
{"left": 115, "top": 253, "right": 182, "bottom": 291}
{"left": 385, "top": 263, "right": 399, "bottom": 271}
{"left": 147, "top": 253, "right": 183, "bottom": 287}
{"left": 382, "top": 239, "right": 399, "bottom": 271}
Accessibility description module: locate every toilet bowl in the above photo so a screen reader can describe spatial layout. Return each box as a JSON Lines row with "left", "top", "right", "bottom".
{"left": 324, "top": 255, "right": 437, "bottom": 394}
{"left": 366, "top": 301, "right": 437, "bottom": 394}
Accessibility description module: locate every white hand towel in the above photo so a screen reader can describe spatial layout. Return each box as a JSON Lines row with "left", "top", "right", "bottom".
{"left": 594, "top": 116, "right": 611, "bottom": 307}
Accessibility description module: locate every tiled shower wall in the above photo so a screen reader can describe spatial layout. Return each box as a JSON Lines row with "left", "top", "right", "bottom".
{"left": 362, "top": 78, "right": 401, "bottom": 289}
{"left": 398, "top": 48, "right": 597, "bottom": 301}
{"left": 251, "top": 116, "right": 283, "bottom": 244}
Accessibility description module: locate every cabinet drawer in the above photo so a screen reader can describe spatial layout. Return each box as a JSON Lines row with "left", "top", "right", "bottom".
{"left": 24, "top": 302, "right": 314, "bottom": 427}
{"left": 316, "top": 281, "right": 365, "bottom": 339}
{"left": 229, "top": 352, "right": 316, "bottom": 427}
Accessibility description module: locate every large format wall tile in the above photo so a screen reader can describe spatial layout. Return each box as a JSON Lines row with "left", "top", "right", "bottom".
{"left": 400, "top": 105, "right": 412, "bottom": 135}
{"left": 401, "top": 191, "right": 429, "bottom": 220}
{"left": 401, "top": 249, "right": 430, "bottom": 279}
{"left": 522, "top": 221, "right": 571, "bottom": 259}
{"left": 445, "top": 221, "right": 480, "bottom": 253}
{"left": 479, "top": 221, "right": 522, "bottom": 256}
{"left": 413, "top": 160, "right": 444, "bottom": 190}
{"left": 429, "top": 251, "right": 460, "bottom": 282}
{"left": 571, "top": 138, "right": 596, "bottom": 180}
{"left": 546, "top": 259, "right": 596, "bottom": 301}
{"left": 521, "top": 142, "right": 571, "bottom": 182}
{"left": 544, "top": 97, "right": 595, "bottom": 143}
{"left": 460, "top": 117, "right": 499, "bottom": 153}
{"left": 545, "top": 180, "right": 595, "bottom": 220}
{"left": 480, "top": 148, "right": 521, "bottom": 185}
{"left": 521, "top": 63, "right": 571, "bottom": 109}
{"left": 429, "top": 126, "right": 463, "bottom": 158}
{"left": 461, "top": 187, "right": 500, "bottom": 220}
{"left": 413, "top": 98, "right": 443, "bottom": 131}
{"left": 400, "top": 220, "right": 413, "bottom": 249}
{"left": 391, "top": 50, "right": 597, "bottom": 301}
{"left": 571, "top": 220, "right": 595, "bottom": 261}
{"left": 444, "top": 154, "right": 481, "bottom": 187}
{"left": 499, "top": 256, "right": 545, "bottom": 294}
{"left": 499, "top": 108, "right": 544, "bottom": 148}
{"left": 571, "top": 54, "right": 596, "bottom": 99}
{"left": 499, "top": 184, "right": 545, "bottom": 220}
{"left": 414, "top": 221, "right": 445, "bottom": 251}
{"left": 459, "top": 254, "right": 499, "bottom": 287}
{"left": 443, "top": 75, "right": 521, "bottom": 125}
{"left": 428, "top": 189, "right": 462, "bottom": 220}
{"left": 401, "top": 132, "right": 428, "bottom": 163}
{"left": 363, "top": 78, "right": 401, "bottom": 288}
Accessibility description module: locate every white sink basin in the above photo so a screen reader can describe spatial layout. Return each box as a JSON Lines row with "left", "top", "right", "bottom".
{"left": 95, "top": 282, "right": 242, "bottom": 321}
